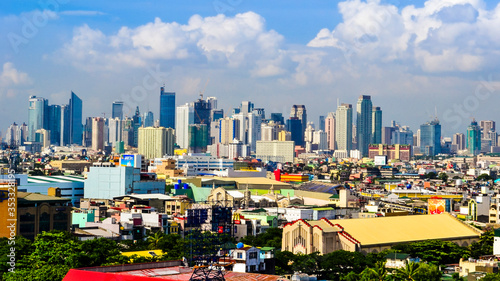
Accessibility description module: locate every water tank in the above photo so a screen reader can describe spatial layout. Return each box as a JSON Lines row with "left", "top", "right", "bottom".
{"left": 174, "top": 184, "right": 180, "bottom": 190}
{"left": 178, "top": 179, "right": 182, "bottom": 184}
{"left": 406, "top": 183, "right": 412, "bottom": 189}
{"left": 236, "top": 242, "right": 244, "bottom": 249}
{"left": 183, "top": 183, "right": 189, "bottom": 189}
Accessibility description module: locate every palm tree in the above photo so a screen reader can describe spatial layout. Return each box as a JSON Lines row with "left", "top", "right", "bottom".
{"left": 147, "top": 231, "right": 165, "bottom": 250}
{"left": 360, "top": 261, "right": 389, "bottom": 281}
{"left": 393, "top": 260, "right": 420, "bottom": 281}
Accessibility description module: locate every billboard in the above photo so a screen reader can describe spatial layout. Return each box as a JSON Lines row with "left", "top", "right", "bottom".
{"left": 374, "top": 155, "right": 387, "bottom": 166}
{"left": 120, "top": 154, "right": 141, "bottom": 168}
{"left": 428, "top": 198, "right": 446, "bottom": 214}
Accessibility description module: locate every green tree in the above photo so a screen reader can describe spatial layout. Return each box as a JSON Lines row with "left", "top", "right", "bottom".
{"left": 319, "top": 250, "right": 373, "bottom": 281}
{"left": 425, "top": 172, "right": 437, "bottom": 179}
{"left": 413, "top": 263, "right": 441, "bottom": 281}
{"left": 291, "top": 252, "right": 321, "bottom": 275}
{"left": 393, "top": 261, "right": 420, "bottom": 281}
{"left": 359, "top": 261, "right": 390, "bottom": 281}
{"left": 275, "top": 250, "right": 295, "bottom": 275}
{"left": 438, "top": 172, "right": 448, "bottom": 183}
{"left": 391, "top": 240, "right": 468, "bottom": 266}
{"left": 240, "top": 227, "right": 282, "bottom": 248}
{"left": 469, "top": 230, "right": 494, "bottom": 258}
{"left": 477, "top": 174, "right": 492, "bottom": 181}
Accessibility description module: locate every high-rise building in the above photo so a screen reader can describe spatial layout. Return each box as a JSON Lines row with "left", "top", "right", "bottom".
{"left": 419, "top": 119, "right": 441, "bottom": 156}
{"left": 132, "top": 107, "right": 141, "bottom": 147}
{"left": 159, "top": 87, "right": 175, "bottom": 129}
{"left": 290, "top": 105, "right": 307, "bottom": 142}
{"left": 60, "top": 104, "right": 70, "bottom": 146}
{"left": 69, "top": 92, "right": 83, "bottom": 145}
{"left": 142, "top": 111, "right": 154, "bottom": 127}
{"left": 188, "top": 124, "right": 208, "bottom": 153}
{"left": 270, "top": 113, "right": 284, "bottom": 124}
{"left": 371, "top": 106, "right": 382, "bottom": 145}
{"left": 47, "top": 104, "right": 61, "bottom": 146}
{"left": 313, "top": 130, "right": 328, "bottom": 151}
{"left": 5, "top": 123, "right": 27, "bottom": 147}
{"left": 286, "top": 117, "right": 303, "bottom": 146}
{"left": 467, "top": 119, "right": 481, "bottom": 156}
{"left": 325, "top": 112, "right": 335, "bottom": 151}
{"left": 176, "top": 103, "right": 194, "bottom": 149}
{"left": 28, "top": 96, "right": 48, "bottom": 142}
{"left": 121, "top": 118, "right": 134, "bottom": 148}
{"left": 112, "top": 101, "right": 124, "bottom": 120}
{"left": 335, "top": 104, "right": 353, "bottom": 152}
{"left": 108, "top": 118, "right": 123, "bottom": 147}
{"left": 240, "top": 101, "right": 254, "bottom": 114}
{"left": 392, "top": 126, "right": 413, "bottom": 146}
{"left": 193, "top": 97, "right": 212, "bottom": 144}
{"left": 261, "top": 121, "right": 284, "bottom": 142}
{"left": 219, "top": 117, "right": 239, "bottom": 144}
{"left": 35, "top": 129, "right": 50, "bottom": 148}
{"left": 452, "top": 133, "right": 466, "bottom": 151}
{"left": 138, "top": 127, "right": 175, "bottom": 159}
{"left": 82, "top": 117, "right": 92, "bottom": 147}
{"left": 91, "top": 117, "right": 105, "bottom": 151}
{"left": 206, "top": 97, "right": 218, "bottom": 110}
{"left": 211, "top": 109, "right": 224, "bottom": 122}
{"left": 319, "top": 115, "right": 325, "bottom": 131}
{"left": 356, "top": 95, "right": 373, "bottom": 156}
{"left": 480, "top": 120, "right": 495, "bottom": 137}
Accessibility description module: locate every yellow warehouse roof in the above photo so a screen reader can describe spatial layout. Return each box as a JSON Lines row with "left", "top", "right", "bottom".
{"left": 331, "top": 214, "right": 482, "bottom": 246}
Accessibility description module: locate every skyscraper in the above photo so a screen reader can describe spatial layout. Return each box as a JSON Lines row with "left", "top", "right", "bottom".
{"left": 480, "top": 120, "right": 495, "bottom": 137}
{"left": 108, "top": 117, "right": 123, "bottom": 147}
{"left": 467, "top": 119, "right": 481, "bottom": 156}
{"left": 159, "top": 87, "right": 175, "bottom": 129}
{"left": 286, "top": 117, "right": 303, "bottom": 146}
{"left": 112, "top": 101, "right": 124, "bottom": 120}
{"left": 176, "top": 103, "right": 194, "bottom": 149}
{"left": 453, "top": 133, "right": 466, "bottom": 151}
{"left": 270, "top": 113, "right": 284, "bottom": 124}
{"left": 60, "top": 104, "right": 70, "bottom": 146}
{"left": 325, "top": 112, "right": 335, "bottom": 150}
{"left": 335, "top": 104, "right": 353, "bottom": 152}
{"left": 138, "top": 127, "right": 175, "bottom": 158}
{"left": 188, "top": 124, "right": 208, "bottom": 153}
{"left": 419, "top": 119, "right": 441, "bottom": 156}
{"left": 132, "top": 106, "right": 141, "bottom": 147}
{"left": 371, "top": 106, "right": 382, "bottom": 145}
{"left": 143, "top": 111, "right": 154, "bottom": 127}
{"left": 83, "top": 117, "right": 92, "bottom": 147}
{"left": 46, "top": 105, "right": 61, "bottom": 146}
{"left": 69, "top": 92, "right": 83, "bottom": 145}
{"left": 219, "top": 117, "right": 239, "bottom": 145}
{"left": 319, "top": 115, "right": 325, "bottom": 131}
{"left": 356, "top": 95, "right": 372, "bottom": 156}
{"left": 91, "top": 117, "right": 105, "bottom": 151}
{"left": 193, "top": 97, "right": 211, "bottom": 144}
{"left": 28, "top": 96, "right": 48, "bottom": 141}
{"left": 290, "top": 105, "right": 307, "bottom": 143}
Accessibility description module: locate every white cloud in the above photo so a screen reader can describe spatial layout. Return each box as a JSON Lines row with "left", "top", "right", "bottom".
{"left": 0, "top": 62, "right": 32, "bottom": 98}
{"left": 308, "top": 0, "right": 500, "bottom": 73}
{"left": 54, "top": 12, "right": 286, "bottom": 74}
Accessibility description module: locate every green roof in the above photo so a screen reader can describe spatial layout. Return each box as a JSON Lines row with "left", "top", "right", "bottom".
{"left": 312, "top": 207, "right": 334, "bottom": 211}
{"left": 329, "top": 194, "right": 339, "bottom": 199}
{"left": 259, "top": 247, "right": 275, "bottom": 251}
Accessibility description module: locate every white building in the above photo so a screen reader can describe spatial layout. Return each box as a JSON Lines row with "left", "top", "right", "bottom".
{"left": 176, "top": 103, "right": 194, "bottom": 149}
{"left": 256, "top": 140, "right": 295, "bottom": 163}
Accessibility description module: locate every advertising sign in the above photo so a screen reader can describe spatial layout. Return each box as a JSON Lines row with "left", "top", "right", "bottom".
{"left": 120, "top": 154, "right": 141, "bottom": 168}
{"left": 428, "top": 198, "right": 446, "bottom": 214}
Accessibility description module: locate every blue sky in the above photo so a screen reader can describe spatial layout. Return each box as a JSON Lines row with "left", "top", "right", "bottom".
{"left": 1, "top": 0, "right": 500, "bottom": 138}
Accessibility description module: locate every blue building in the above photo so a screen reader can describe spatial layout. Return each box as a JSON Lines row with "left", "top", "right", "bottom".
{"left": 27, "top": 96, "right": 48, "bottom": 142}
{"left": 84, "top": 166, "right": 166, "bottom": 200}
{"left": 112, "top": 101, "right": 124, "bottom": 120}
{"left": 270, "top": 113, "right": 284, "bottom": 124}
{"left": 143, "top": 111, "right": 154, "bottom": 127}
{"left": 420, "top": 119, "right": 441, "bottom": 156}
{"left": 287, "top": 117, "right": 303, "bottom": 146}
{"left": 159, "top": 87, "right": 175, "bottom": 129}
{"left": 467, "top": 119, "right": 481, "bottom": 155}
{"left": 48, "top": 105, "right": 61, "bottom": 146}
{"left": 70, "top": 92, "right": 83, "bottom": 145}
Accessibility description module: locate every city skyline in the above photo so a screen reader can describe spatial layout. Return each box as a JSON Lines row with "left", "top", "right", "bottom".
{"left": 1, "top": 0, "right": 500, "bottom": 137}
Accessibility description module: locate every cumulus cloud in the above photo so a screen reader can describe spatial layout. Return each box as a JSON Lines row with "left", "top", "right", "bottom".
{"left": 0, "top": 62, "right": 32, "bottom": 98}
{"left": 308, "top": 0, "right": 500, "bottom": 73}
{"left": 54, "top": 12, "right": 287, "bottom": 75}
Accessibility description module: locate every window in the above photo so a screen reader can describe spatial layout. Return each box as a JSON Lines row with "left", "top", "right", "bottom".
{"left": 249, "top": 252, "right": 257, "bottom": 259}
{"left": 237, "top": 252, "right": 242, "bottom": 259}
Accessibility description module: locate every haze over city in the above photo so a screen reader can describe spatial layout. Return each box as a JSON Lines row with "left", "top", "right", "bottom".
{"left": 1, "top": 0, "right": 500, "bottom": 137}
